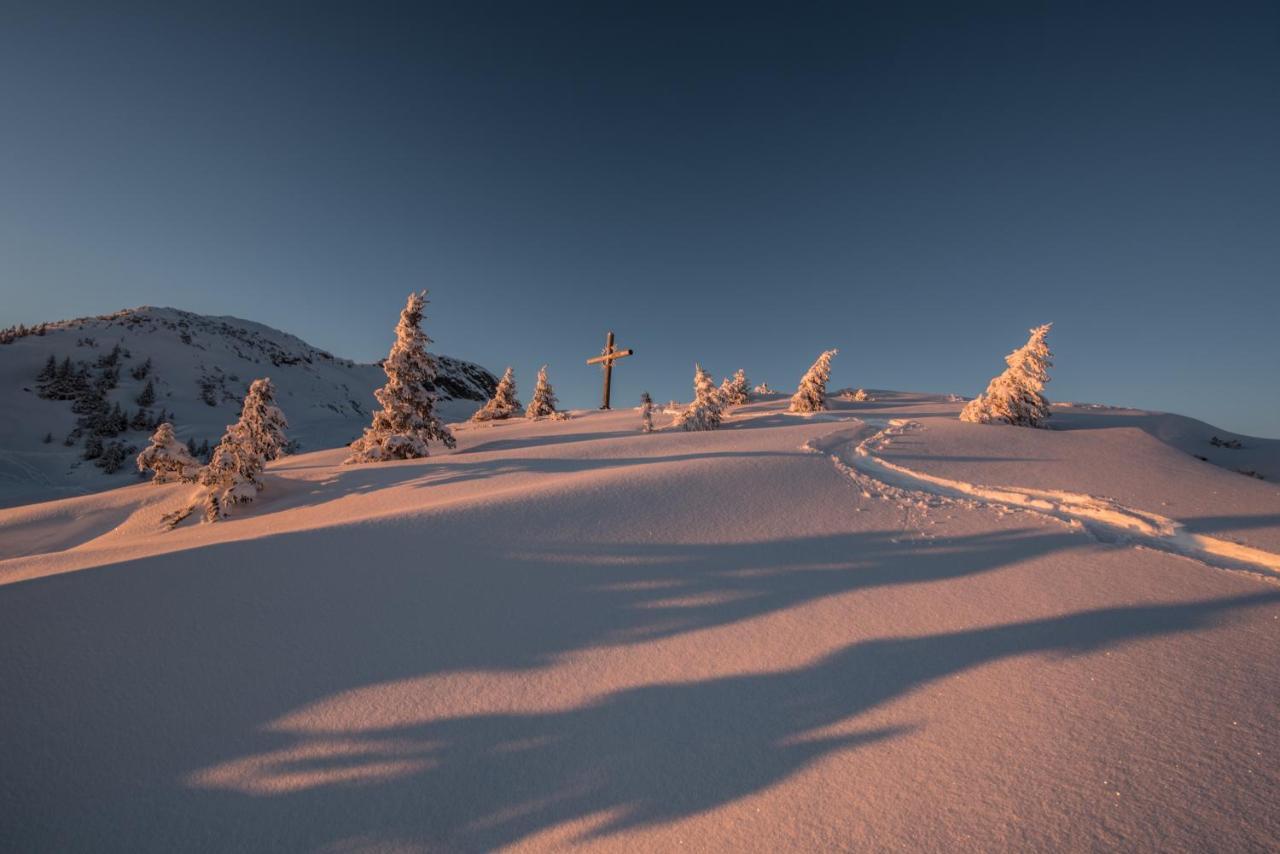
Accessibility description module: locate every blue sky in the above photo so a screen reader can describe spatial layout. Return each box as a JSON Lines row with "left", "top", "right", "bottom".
{"left": 2, "top": 3, "right": 1277, "bottom": 435}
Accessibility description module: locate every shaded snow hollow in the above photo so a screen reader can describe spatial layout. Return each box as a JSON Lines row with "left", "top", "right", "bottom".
{"left": 2, "top": 391, "right": 1279, "bottom": 852}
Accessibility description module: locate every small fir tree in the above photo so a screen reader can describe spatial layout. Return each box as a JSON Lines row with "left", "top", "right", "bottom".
{"left": 37, "top": 355, "right": 56, "bottom": 383}
{"left": 524, "top": 365, "right": 558, "bottom": 419}
{"left": 720, "top": 369, "right": 750, "bottom": 406}
{"left": 346, "top": 291, "right": 456, "bottom": 462}
{"left": 639, "top": 391, "right": 655, "bottom": 433}
{"left": 196, "top": 378, "right": 289, "bottom": 520}
{"left": 673, "top": 364, "right": 723, "bottom": 431}
{"left": 137, "top": 423, "right": 202, "bottom": 484}
{"left": 789, "top": 349, "right": 838, "bottom": 413}
{"left": 96, "top": 441, "right": 131, "bottom": 473}
{"left": 135, "top": 379, "right": 156, "bottom": 408}
{"left": 472, "top": 367, "right": 521, "bottom": 422}
{"left": 960, "top": 323, "right": 1054, "bottom": 428}
{"left": 753, "top": 382, "right": 773, "bottom": 395}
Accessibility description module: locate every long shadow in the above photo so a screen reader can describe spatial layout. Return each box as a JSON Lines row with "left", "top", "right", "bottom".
{"left": 1181, "top": 513, "right": 1280, "bottom": 533}
{"left": 454, "top": 428, "right": 635, "bottom": 456}
{"left": 880, "top": 453, "right": 1056, "bottom": 463}
{"left": 0, "top": 520, "right": 1094, "bottom": 851}
{"left": 276, "top": 450, "right": 801, "bottom": 506}
{"left": 4, "top": 515, "right": 1275, "bottom": 850}
{"left": 186, "top": 593, "right": 1279, "bottom": 851}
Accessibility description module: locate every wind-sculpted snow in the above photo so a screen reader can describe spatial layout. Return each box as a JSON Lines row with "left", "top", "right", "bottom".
{"left": 2, "top": 394, "right": 1278, "bottom": 851}
{"left": 811, "top": 418, "right": 1280, "bottom": 581}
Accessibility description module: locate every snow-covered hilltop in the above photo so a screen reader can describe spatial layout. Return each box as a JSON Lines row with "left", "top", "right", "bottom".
{"left": 0, "top": 307, "right": 497, "bottom": 508}
{"left": 2, "top": 391, "right": 1278, "bottom": 851}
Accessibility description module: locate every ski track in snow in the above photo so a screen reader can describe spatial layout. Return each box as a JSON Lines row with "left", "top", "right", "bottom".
{"left": 809, "top": 418, "right": 1280, "bottom": 582}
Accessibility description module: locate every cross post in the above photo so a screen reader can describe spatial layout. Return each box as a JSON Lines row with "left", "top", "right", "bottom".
{"left": 585, "top": 331, "right": 634, "bottom": 410}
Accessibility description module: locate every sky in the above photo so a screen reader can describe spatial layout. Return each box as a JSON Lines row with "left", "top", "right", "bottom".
{"left": 1, "top": 3, "right": 1277, "bottom": 436}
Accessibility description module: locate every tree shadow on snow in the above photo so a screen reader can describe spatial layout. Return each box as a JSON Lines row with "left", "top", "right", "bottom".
{"left": 230, "top": 592, "right": 1276, "bottom": 851}
{"left": 2, "top": 521, "right": 1277, "bottom": 850}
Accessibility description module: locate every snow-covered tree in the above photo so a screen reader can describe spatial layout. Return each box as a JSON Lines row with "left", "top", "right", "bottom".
{"left": 346, "top": 291, "right": 456, "bottom": 462}
{"left": 197, "top": 378, "right": 289, "bottom": 520}
{"left": 472, "top": 367, "right": 521, "bottom": 422}
{"left": 524, "top": 365, "right": 558, "bottom": 419}
{"left": 639, "top": 391, "right": 655, "bottom": 433}
{"left": 789, "top": 349, "right": 838, "bottom": 413}
{"left": 960, "top": 323, "right": 1054, "bottom": 428}
{"left": 719, "top": 369, "right": 750, "bottom": 407}
{"left": 753, "top": 382, "right": 773, "bottom": 395}
{"left": 673, "top": 364, "right": 723, "bottom": 431}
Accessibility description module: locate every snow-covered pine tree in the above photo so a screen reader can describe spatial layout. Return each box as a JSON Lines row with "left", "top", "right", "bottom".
{"left": 789, "top": 349, "right": 838, "bottom": 413}
{"left": 720, "top": 369, "right": 750, "bottom": 406}
{"left": 639, "top": 391, "right": 655, "bottom": 433}
{"left": 673, "top": 364, "right": 723, "bottom": 430}
{"left": 524, "top": 365, "right": 558, "bottom": 418}
{"left": 346, "top": 291, "right": 456, "bottom": 462}
{"left": 197, "top": 378, "right": 289, "bottom": 520}
{"left": 753, "top": 382, "right": 773, "bottom": 395}
{"left": 136, "top": 422, "right": 201, "bottom": 484}
{"left": 472, "top": 367, "right": 521, "bottom": 422}
{"left": 959, "top": 323, "right": 1054, "bottom": 428}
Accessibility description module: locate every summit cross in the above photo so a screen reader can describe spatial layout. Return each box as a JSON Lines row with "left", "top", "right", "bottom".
{"left": 585, "top": 331, "right": 634, "bottom": 410}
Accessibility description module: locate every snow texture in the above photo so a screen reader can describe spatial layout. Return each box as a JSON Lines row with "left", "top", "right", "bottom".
{"left": 2, "top": 390, "right": 1279, "bottom": 852}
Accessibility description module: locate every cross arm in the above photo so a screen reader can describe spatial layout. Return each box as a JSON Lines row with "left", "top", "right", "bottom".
{"left": 586, "top": 348, "right": 634, "bottom": 365}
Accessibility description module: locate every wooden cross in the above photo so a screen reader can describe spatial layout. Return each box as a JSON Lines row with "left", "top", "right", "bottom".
{"left": 585, "top": 331, "right": 634, "bottom": 410}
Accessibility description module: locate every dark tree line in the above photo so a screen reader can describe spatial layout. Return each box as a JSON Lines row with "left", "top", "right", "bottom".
{"left": 35, "top": 349, "right": 172, "bottom": 473}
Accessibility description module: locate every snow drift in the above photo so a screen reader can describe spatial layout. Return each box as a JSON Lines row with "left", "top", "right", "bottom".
{"left": 2, "top": 390, "right": 1278, "bottom": 851}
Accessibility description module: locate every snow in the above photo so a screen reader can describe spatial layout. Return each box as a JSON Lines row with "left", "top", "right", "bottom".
{"left": 0, "top": 307, "right": 494, "bottom": 508}
{"left": 2, "top": 391, "right": 1278, "bottom": 851}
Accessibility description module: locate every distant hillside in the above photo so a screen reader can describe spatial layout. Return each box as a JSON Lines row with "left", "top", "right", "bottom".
{"left": 0, "top": 307, "right": 496, "bottom": 507}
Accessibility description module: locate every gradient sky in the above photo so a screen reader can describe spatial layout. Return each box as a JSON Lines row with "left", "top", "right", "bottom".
{"left": 2, "top": 3, "right": 1277, "bottom": 435}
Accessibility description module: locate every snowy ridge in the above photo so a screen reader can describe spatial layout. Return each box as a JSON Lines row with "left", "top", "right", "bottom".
{"left": 2, "top": 393, "right": 1279, "bottom": 851}
{"left": 0, "top": 306, "right": 497, "bottom": 507}
{"left": 810, "top": 419, "right": 1280, "bottom": 580}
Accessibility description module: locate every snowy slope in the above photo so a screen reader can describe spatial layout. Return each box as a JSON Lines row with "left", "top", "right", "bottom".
{"left": 2, "top": 392, "right": 1278, "bottom": 852}
{"left": 0, "top": 307, "right": 496, "bottom": 508}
